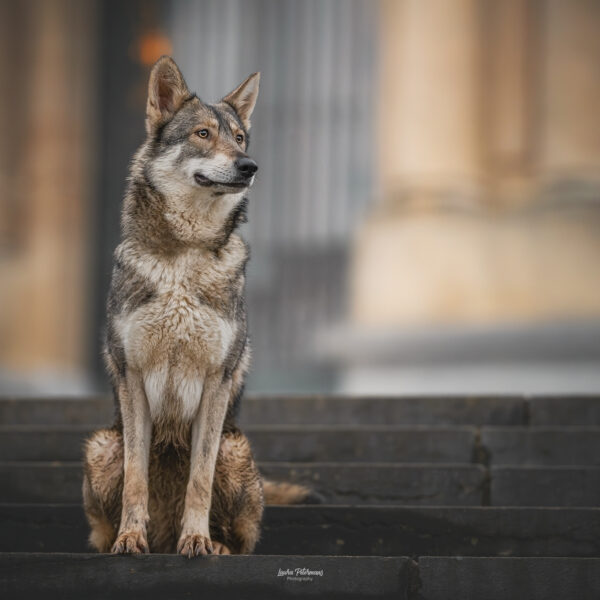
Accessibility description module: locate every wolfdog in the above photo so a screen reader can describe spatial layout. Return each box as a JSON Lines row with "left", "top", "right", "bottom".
{"left": 82, "top": 56, "right": 309, "bottom": 556}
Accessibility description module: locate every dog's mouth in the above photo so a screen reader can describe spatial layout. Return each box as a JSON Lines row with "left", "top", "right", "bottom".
{"left": 194, "top": 173, "right": 249, "bottom": 189}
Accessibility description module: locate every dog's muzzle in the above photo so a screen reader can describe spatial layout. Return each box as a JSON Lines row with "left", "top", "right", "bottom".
{"left": 193, "top": 158, "right": 258, "bottom": 189}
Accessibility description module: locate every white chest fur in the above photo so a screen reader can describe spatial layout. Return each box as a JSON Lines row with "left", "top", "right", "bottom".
{"left": 115, "top": 247, "right": 239, "bottom": 422}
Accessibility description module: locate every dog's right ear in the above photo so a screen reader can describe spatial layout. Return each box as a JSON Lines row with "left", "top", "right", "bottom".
{"left": 146, "top": 56, "right": 190, "bottom": 134}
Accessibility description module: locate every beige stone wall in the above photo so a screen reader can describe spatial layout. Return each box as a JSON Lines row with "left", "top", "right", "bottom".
{"left": 353, "top": 0, "right": 600, "bottom": 327}
{"left": 352, "top": 207, "right": 600, "bottom": 327}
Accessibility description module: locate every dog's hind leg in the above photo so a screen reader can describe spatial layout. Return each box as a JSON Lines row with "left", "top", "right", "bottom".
{"left": 210, "top": 428, "right": 264, "bottom": 554}
{"left": 82, "top": 428, "right": 124, "bottom": 552}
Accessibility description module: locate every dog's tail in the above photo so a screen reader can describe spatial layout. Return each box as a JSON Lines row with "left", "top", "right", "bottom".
{"left": 262, "top": 479, "right": 324, "bottom": 505}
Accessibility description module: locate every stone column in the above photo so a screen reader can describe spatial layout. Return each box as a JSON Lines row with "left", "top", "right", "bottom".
{"left": 539, "top": 0, "right": 600, "bottom": 187}
{"left": 0, "top": 0, "right": 97, "bottom": 379}
{"left": 481, "top": 0, "right": 539, "bottom": 205}
{"left": 378, "top": 0, "right": 482, "bottom": 209}
{"left": 353, "top": 0, "right": 485, "bottom": 327}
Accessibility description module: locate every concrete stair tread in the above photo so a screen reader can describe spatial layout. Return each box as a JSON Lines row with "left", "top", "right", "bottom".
{"left": 1, "top": 553, "right": 599, "bottom": 600}
{"left": 2, "top": 461, "right": 600, "bottom": 506}
{"left": 1, "top": 424, "right": 598, "bottom": 465}
{"left": 2, "top": 394, "right": 598, "bottom": 426}
{"left": 1, "top": 394, "right": 599, "bottom": 598}
{"left": 0, "top": 424, "right": 480, "bottom": 464}
{"left": 418, "top": 556, "right": 600, "bottom": 600}
{"left": 1, "top": 461, "right": 488, "bottom": 506}
{"left": 0, "top": 552, "right": 411, "bottom": 600}
{"left": 2, "top": 504, "right": 599, "bottom": 557}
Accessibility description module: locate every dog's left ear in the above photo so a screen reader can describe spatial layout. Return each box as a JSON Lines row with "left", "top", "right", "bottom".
{"left": 146, "top": 56, "right": 191, "bottom": 134}
{"left": 222, "top": 72, "right": 260, "bottom": 130}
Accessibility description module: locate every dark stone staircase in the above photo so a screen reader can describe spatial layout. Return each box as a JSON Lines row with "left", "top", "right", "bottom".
{"left": 1, "top": 395, "right": 599, "bottom": 599}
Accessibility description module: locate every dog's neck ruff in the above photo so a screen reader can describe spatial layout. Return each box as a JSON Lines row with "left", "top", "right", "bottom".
{"left": 122, "top": 169, "right": 248, "bottom": 255}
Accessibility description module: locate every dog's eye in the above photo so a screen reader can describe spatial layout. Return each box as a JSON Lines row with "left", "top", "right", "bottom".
{"left": 197, "top": 129, "right": 209, "bottom": 139}
{"left": 235, "top": 134, "right": 244, "bottom": 144}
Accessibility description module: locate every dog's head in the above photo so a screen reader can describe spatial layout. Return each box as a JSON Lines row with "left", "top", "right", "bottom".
{"left": 145, "top": 56, "right": 260, "bottom": 198}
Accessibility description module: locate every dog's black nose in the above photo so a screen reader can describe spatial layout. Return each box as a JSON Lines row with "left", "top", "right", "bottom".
{"left": 235, "top": 157, "right": 258, "bottom": 177}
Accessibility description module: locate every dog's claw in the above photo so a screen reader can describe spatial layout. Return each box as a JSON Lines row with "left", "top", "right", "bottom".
{"left": 111, "top": 530, "right": 149, "bottom": 554}
{"left": 177, "top": 533, "right": 213, "bottom": 558}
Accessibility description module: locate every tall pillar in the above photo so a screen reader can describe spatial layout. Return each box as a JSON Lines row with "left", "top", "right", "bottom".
{"left": 353, "top": 0, "right": 485, "bottom": 328}
{"left": 481, "top": 0, "right": 539, "bottom": 205}
{"left": 539, "top": 0, "right": 600, "bottom": 186}
{"left": 378, "top": 0, "right": 482, "bottom": 209}
{"left": 0, "top": 0, "right": 97, "bottom": 378}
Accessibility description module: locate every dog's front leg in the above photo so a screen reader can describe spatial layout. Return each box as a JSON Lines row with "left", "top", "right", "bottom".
{"left": 178, "top": 374, "right": 231, "bottom": 557}
{"left": 112, "top": 372, "right": 152, "bottom": 554}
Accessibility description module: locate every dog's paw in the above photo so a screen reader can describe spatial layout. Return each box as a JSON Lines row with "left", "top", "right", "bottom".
{"left": 211, "top": 541, "right": 231, "bottom": 555}
{"left": 111, "top": 530, "right": 149, "bottom": 554}
{"left": 177, "top": 533, "right": 213, "bottom": 558}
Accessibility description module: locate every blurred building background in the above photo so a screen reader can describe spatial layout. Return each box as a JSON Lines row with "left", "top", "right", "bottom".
{"left": 0, "top": 0, "right": 599, "bottom": 396}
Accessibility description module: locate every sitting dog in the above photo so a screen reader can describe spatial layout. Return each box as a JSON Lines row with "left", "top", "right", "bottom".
{"left": 83, "top": 56, "right": 308, "bottom": 557}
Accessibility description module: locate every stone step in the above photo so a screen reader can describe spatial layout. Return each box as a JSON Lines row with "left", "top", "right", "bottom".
{"left": 417, "top": 557, "right": 600, "bottom": 600}
{"left": 0, "top": 395, "right": 543, "bottom": 426}
{"left": 490, "top": 466, "right": 600, "bottom": 507}
{"left": 0, "top": 424, "right": 478, "bottom": 463}
{"left": 0, "top": 395, "right": 527, "bottom": 426}
{"left": 4, "top": 461, "right": 600, "bottom": 506}
{"left": 1, "top": 424, "right": 598, "bottom": 465}
{"left": 1, "top": 554, "right": 598, "bottom": 600}
{"left": 0, "top": 553, "right": 412, "bottom": 600}
{"left": 2, "top": 504, "right": 598, "bottom": 557}
{"left": 0, "top": 397, "right": 113, "bottom": 426}
{"left": 482, "top": 427, "right": 600, "bottom": 466}
{"left": 1, "top": 396, "right": 598, "bottom": 427}
{"left": 1, "top": 462, "right": 487, "bottom": 506}
{"left": 528, "top": 396, "right": 600, "bottom": 426}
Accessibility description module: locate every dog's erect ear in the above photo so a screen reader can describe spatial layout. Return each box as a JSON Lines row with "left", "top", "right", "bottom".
{"left": 222, "top": 72, "right": 260, "bottom": 130}
{"left": 146, "top": 56, "right": 190, "bottom": 133}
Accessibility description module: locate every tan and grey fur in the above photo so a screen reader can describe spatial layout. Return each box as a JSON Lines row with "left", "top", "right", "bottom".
{"left": 83, "top": 56, "right": 309, "bottom": 557}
